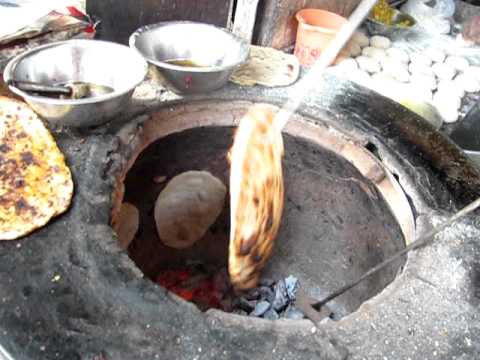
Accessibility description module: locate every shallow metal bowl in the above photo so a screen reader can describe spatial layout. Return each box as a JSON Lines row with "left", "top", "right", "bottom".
{"left": 366, "top": 9, "right": 417, "bottom": 37}
{"left": 129, "top": 21, "right": 249, "bottom": 94}
{"left": 3, "top": 39, "right": 148, "bottom": 127}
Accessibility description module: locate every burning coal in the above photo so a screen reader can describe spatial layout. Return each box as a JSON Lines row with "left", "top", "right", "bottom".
{"left": 228, "top": 105, "right": 285, "bottom": 290}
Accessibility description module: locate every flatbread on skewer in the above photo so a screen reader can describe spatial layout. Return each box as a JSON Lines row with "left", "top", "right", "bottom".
{"left": 0, "top": 96, "right": 73, "bottom": 240}
{"left": 229, "top": 105, "right": 285, "bottom": 290}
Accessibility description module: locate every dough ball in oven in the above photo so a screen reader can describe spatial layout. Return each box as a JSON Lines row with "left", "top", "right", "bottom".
{"left": 154, "top": 171, "right": 226, "bottom": 249}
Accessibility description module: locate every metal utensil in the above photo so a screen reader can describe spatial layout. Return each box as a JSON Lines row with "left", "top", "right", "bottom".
{"left": 309, "top": 196, "right": 480, "bottom": 317}
{"left": 450, "top": 100, "right": 480, "bottom": 168}
{"left": 366, "top": 9, "right": 417, "bottom": 37}
{"left": 129, "top": 21, "right": 249, "bottom": 94}
{"left": 3, "top": 39, "right": 148, "bottom": 127}
{"left": 7, "top": 80, "right": 114, "bottom": 99}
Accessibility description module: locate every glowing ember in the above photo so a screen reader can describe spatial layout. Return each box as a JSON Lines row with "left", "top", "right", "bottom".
{"left": 228, "top": 105, "right": 285, "bottom": 290}
{"left": 156, "top": 269, "right": 224, "bottom": 310}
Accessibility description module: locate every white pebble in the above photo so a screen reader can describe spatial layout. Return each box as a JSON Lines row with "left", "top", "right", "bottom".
{"left": 356, "top": 56, "right": 381, "bottom": 74}
{"left": 345, "top": 41, "right": 362, "bottom": 57}
{"left": 371, "top": 71, "right": 395, "bottom": 82}
{"left": 424, "top": 48, "right": 446, "bottom": 63}
{"left": 454, "top": 73, "right": 480, "bottom": 93}
{"left": 351, "top": 31, "right": 370, "bottom": 48}
{"left": 349, "top": 69, "right": 372, "bottom": 87}
{"left": 462, "top": 66, "right": 480, "bottom": 82}
{"left": 370, "top": 76, "right": 402, "bottom": 97}
{"left": 386, "top": 47, "right": 409, "bottom": 63}
{"left": 437, "top": 80, "right": 465, "bottom": 98}
{"left": 325, "top": 66, "right": 345, "bottom": 77}
{"left": 336, "top": 58, "right": 359, "bottom": 72}
{"left": 435, "top": 104, "right": 459, "bottom": 123}
{"left": 408, "top": 62, "right": 434, "bottom": 77}
{"left": 393, "top": 68, "right": 411, "bottom": 83}
{"left": 433, "top": 89, "right": 461, "bottom": 110}
{"left": 381, "top": 59, "right": 410, "bottom": 82}
{"left": 361, "top": 46, "right": 375, "bottom": 57}
{"left": 362, "top": 46, "right": 387, "bottom": 62}
{"left": 410, "top": 74, "right": 437, "bottom": 91}
{"left": 445, "top": 56, "right": 470, "bottom": 72}
{"left": 408, "top": 84, "right": 433, "bottom": 102}
{"left": 370, "top": 35, "right": 391, "bottom": 49}
{"left": 410, "top": 52, "right": 433, "bottom": 67}
{"left": 432, "top": 62, "right": 456, "bottom": 80}
{"left": 433, "top": 90, "right": 461, "bottom": 123}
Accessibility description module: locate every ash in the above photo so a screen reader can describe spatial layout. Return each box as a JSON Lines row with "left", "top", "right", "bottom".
{"left": 232, "top": 275, "right": 305, "bottom": 320}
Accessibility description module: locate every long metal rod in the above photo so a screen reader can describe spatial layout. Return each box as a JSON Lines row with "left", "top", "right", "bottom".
{"left": 0, "top": 343, "right": 15, "bottom": 360}
{"left": 311, "top": 196, "right": 480, "bottom": 310}
{"left": 273, "top": 0, "right": 379, "bottom": 132}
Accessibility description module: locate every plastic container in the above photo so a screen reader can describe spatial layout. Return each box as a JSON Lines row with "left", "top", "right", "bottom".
{"left": 294, "top": 9, "right": 347, "bottom": 67}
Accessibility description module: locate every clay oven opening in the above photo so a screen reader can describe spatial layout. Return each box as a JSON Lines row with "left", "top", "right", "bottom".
{"left": 111, "top": 101, "right": 414, "bottom": 321}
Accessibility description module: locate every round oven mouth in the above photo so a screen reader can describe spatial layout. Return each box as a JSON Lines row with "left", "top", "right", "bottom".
{"left": 111, "top": 100, "right": 415, "bottom": 322}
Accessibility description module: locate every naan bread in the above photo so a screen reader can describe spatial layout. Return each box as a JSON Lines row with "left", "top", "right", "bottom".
{"left": 230, "top": 45, "right": 300, "bottom": 87}
{"left": 229, "top": 105, "right": 285, "bottom": 290}
{"left": 112, "top": 202, "right": 139, "bottom": 249}
{"left": 154, "top": 171, "right": 226, "bottom": 249}
{"left": 0, "top": 97, "right": 73, "bottom": 240}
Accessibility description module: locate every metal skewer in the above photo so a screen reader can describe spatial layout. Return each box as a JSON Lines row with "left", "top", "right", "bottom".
{"left": 310, "top": 196, "right": 480, "bottom": 312}
{"left": 273, "top": 0, "right": 380, "bottom": 132}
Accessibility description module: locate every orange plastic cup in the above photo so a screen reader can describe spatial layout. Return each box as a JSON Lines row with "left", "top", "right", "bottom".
{"left": 294, "top": 9, "right": 347, "bottom": 67}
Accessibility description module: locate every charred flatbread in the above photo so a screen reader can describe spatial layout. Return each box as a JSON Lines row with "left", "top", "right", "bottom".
{"left": 0, "top": 96, "right": 73, "bottom": 240}
{"left": 228, "top": 105, "right": 284, "bottom": 290}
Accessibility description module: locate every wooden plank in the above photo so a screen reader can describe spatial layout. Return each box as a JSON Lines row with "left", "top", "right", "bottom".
{"left": 232, "top": 0, "right": 260, "bottom": 43}
{"left": 255, "top": 0, "right": 362, "bottom": 49}
{"left": 87, "top": 0, "right": 233, "bottom": 44}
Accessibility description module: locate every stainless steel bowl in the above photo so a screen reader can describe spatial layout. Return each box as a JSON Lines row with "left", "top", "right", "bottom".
{"left": 3, "top": 39, "right": 148, "bottom": 127}
{"left": 450, "top": 100, "right": 480, "bottom": 170}
{"left": 129, "top": 21, "right": 249, "bottom": 94}
{"left": 366, "top": 9, "right": 417, "bottom": 37}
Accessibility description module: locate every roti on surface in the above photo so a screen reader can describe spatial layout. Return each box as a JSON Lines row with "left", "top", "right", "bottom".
{"left": 230, "top": 45, "right": 300, "bottom": 87}
{"left": 229, "top": 105, "right": 285, "bottom": 290}
{"left": 0, "top": 96, "right": 73, "bottom": 240}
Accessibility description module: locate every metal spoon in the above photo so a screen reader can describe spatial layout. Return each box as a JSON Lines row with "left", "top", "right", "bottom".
{"left": 7, "top": 80, "right": 113, "bottom": 99}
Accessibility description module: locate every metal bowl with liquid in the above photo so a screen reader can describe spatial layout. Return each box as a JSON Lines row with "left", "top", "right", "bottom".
{"left": 3, "top": 39, "right": 148, "bottom": 127}
{"left": 129, "top": 21, "right": 250, "bottom": 94}
{"left": 366, "top": 9, "right": 417, "bottom": 37}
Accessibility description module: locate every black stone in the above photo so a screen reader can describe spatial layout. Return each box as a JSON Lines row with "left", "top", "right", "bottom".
{"left": 272, "top": 279, "right": 289, "bottom": 312}
{"left": 258, "top": 286, "right": 275, "bottom": 303}
{"left": 235, "top": 297, "right": 256, "bottom": 313}
{"left": 263, "top": 308, "right": 279, "bottom": 320}
{"left": 243, "top": 288, "right": 261, "bottom": 301}
{"left": 284, "top": 306, "right": 305, "bottom": 320}
{"left": 285, "top": 275, "right": 299, "bottom": 301}
{"left": 250, "top": 301, "right": 271, "bottom": 317}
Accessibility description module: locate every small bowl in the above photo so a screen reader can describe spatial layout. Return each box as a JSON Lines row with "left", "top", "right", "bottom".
{"left": 3, "top": 39, "right": 148, "bottom": 127}
{"left": 366, "top": 9, "right": 417, "bottom": 37}
{"left": 129, "top": 21, "right": 250, "bottom": 94}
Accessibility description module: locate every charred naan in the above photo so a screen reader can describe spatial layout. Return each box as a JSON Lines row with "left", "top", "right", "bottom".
{"left": 229, "top": 105, "right": 285, "bottom": 290}
{"left": 0, "top": 97, "right": 73, "bottom": 240}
